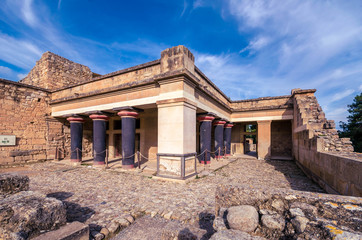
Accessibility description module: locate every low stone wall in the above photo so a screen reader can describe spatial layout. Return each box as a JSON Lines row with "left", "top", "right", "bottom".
{"left": 215, "top": 184, "right": 362, "bottom": 239}
{"left": 296, "top": 145, "right": 361, "bottom": 197}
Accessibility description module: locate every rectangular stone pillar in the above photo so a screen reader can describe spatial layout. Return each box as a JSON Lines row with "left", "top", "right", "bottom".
{"left": 157, "top": 99, "right": 196, "bottom": 177}
{"left": 157, "top": 99, "right": 196, "bottom": 154}
{"left": 257, "top": 120, "right": 271, "bottom": 160}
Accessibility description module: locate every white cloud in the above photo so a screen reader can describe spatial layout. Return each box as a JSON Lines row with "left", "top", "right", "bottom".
{"left": 0, "top": 66, "right": 12, "bottom": 76}
{"left": 359, "top": 84, "right": 362, "bottom": 91}
{"left": 330, "top": 89, "right": 355, "bottom": 102}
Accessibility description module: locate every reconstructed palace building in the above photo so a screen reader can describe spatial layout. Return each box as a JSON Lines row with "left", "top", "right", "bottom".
{"left": 0, "top": 46, "right": 360, "bottom": 196}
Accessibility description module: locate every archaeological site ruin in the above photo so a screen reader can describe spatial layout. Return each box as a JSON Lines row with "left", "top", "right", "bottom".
{"left": 0, "top": 45, "right": 361, "bottom": 239}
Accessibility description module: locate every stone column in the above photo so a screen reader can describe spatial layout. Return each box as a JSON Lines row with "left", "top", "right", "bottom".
{"left": 197, "top": 115, "right": 215, "bottom": 164}
{"left": 214, "top": 120, "right": 226, "bottom": 159}
{"left": 224, "top": 123, "right": 234, "bottom": 156}
{"left": 66, "top": 116, "right": 84, "bottom": 162}
{"left": 90, "top": 114, "right": 109, "bottom": 165}
{"left": 117, "top": 110, "right": 139, "bottom": 169}
{"left": 257, "top": 120, "right": 272, "bottom": 160}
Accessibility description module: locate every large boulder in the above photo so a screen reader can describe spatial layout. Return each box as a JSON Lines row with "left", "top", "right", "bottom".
{"left": 227, "top": 205, "right": 259, "bottom": 232}
{"left": 0, "top": 191, "right": 66, "bottom": 239}
{"left": 0, "top": 173, "right": 29, "bottom": 195}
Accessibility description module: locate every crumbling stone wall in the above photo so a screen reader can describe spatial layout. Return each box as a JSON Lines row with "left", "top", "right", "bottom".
{"left": 293, "top": 89, "right": 353, "bottom": 152}
{"left": 20, "top": 51, "right": 93, "bottom": 91}
{"left": 0, "top": 79, "right": 64, "bottom": 166}
{"left": 292, "top": 89, "right": 361, "bottom": 196}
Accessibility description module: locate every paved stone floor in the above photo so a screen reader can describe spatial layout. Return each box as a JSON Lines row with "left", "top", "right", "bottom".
{"left": 2, "top": 157, "right": 324, "bottom": 229}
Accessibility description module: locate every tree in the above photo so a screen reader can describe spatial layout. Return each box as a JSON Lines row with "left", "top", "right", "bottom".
{"left": 339, "top": 93, "right": 362, "bottom": 152}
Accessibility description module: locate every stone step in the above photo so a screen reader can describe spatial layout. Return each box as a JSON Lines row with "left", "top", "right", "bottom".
{"left": 33, "top": 221, "right": 89, "bottom": 240}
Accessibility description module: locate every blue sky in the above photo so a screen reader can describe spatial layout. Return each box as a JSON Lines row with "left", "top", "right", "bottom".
{"left": 0, "top": 0, "right": 361, "bottom": 126}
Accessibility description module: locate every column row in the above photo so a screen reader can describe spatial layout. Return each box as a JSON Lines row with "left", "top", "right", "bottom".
{"left": 66, "top": 110, "right": 139, "bottom": 168}
{"left": 197, "top": 114, "right": 234, "bottom": 165}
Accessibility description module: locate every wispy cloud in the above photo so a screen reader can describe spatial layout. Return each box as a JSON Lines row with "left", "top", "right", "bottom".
{"left": 21, "top": 0, "right": 38, "bottom": 27}
{"left": 0, "top": 66, "right": 13, "bottom": 77}
{"left": 330, "top": 89, "right": 355, "bottom": 103}
{"left": 240, "top": 36, "right": 270, "bottom": 54}
{"left": 0, "top": 33, "right": 42, "bottom": 69}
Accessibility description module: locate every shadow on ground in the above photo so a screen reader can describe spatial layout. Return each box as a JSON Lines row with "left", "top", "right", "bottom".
{"left": 264, "top": 160, "right": 325, "bottom": 193}
{"left": 47, "top": 192, "right": 95, "bottom": 223}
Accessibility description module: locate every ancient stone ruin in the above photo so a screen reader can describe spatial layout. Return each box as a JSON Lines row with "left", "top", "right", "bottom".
{"left": 0, "top": 45, "right": 361, "bottom": 239}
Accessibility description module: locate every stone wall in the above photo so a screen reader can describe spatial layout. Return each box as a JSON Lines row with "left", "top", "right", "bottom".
{"left": 0, "top": 79, "right": 65, "bottom": 166}
{"left": 271, "top": 120, "right": 292, "bottom": 158}
{"left": 292, "top": 89, "right": 361, "bottom": 196}
{"left": 231, "top": 96, "right": 293, "bottom": 111}
{"left": 20, "top": 51, "right": 93, "bottom": 91}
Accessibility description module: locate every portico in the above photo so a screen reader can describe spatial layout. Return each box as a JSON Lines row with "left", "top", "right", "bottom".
{"left": 50, "top": 45, "right": 294, "bottom": 178}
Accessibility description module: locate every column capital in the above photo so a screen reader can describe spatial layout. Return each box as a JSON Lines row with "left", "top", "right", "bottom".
{"left": 90, "top": 114, "right": 109, "bottom": 121}
{"left": 66, "top": 116, "right": 85, "bottom": 123}
{"left": 117, "top": 110, "right": 139, "bottom": 118}
{"left": 225, "top": 123, "right": 234, "bottom": 128}
{"left": 213, "top": 120, "right": 226, "bottom": 126}
{"left": 197, "top": 116, "right": 215, "bottom": 122}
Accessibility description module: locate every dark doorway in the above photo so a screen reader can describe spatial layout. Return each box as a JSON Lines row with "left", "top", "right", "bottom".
{"left": 271, "top": 120, "right": 292, "bottom": 160}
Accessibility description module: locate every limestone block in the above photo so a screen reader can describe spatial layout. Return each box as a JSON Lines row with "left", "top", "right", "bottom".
{"left": 33, "top": 221, "right": 89, "bottom": 240}
{"left": 0, "top": 191, "right": 66, "bottom": 239}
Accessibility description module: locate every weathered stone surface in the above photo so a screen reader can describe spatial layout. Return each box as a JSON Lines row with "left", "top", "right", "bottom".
{"left": 106, "top": 221, "right": 120, "bottom": 235}
{"left": 271, "top": 199, "right": 285, "bottom": 212}
{"left": 227, "top": 205, "right": 259, "bottom": 232}
{"left": 33, "top": 221, "right": 89, "bottom": 240}
{"left": 100, "top": 227, "right": 109, "bottom": 238}
{"left": 290, "top": 202, "right": 317, "bottom": 216}
{"left": 289, "top": 208, "right": 305, "bottom": 217}
{"left": 261, "top": 214, "right": 285, "bottom": 231}
{"left": 0, "top": 173, "right": 29, "bottom": 194}
{"left": 325, "top": 225, "right": 361, "bottom": 240}
{"left": 291, "top": 216, "right": 309, "bottom": 233}
{"left": 210, "top": 230, "right": 266, "bottom": 240}
{"left": 0, "top": 191, "right": 66, "bottom": 239}
{"left": 213, "top": 216, "right": 227, "bottom": 231}
{"left": 113, "top": 215, "right": 207, "bottom": 240}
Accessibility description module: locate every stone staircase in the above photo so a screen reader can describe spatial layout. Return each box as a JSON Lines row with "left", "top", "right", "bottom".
{"left": 294, "top": 93, "right": 354, "bottom": 153}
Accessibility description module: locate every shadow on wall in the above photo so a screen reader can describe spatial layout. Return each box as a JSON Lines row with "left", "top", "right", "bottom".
{"left": 264, "top": 160, "right": 326, "bottom": 193}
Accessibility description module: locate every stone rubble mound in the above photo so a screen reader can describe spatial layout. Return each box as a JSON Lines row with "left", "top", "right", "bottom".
{"left": 0, "top": 173, "right": 29, "bottom": 195}
{"left": 214, "top": 185, "right": 362, "bottom": 240}
{"left": 0, "top": 173, "right": 67, "bottom": 240}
